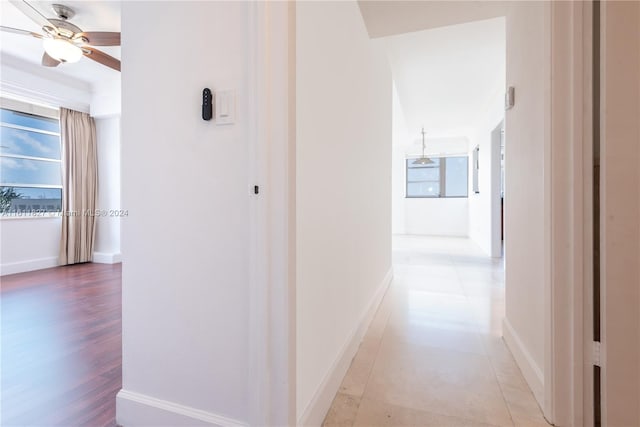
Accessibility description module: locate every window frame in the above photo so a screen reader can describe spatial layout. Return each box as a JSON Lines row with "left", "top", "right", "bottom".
{"left": 405, "top": 155, "right": 469, "bottom": 199}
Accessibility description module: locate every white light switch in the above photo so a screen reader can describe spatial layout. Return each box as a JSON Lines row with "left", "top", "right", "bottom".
{"left": 215, "top": 89, "right": 235, "bottom": 125}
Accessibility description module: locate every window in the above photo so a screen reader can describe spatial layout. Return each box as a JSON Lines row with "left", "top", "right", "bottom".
{"left": 406, "top": 156, "right": 468, "bottom": 198}
{"left": 1, "top": 99, "right": 61, "bottom": 214}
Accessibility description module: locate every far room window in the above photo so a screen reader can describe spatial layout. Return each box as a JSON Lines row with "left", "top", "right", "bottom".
{"left": 406, "top": 156, "right": 468, "bottom": 198}
{"left": 1, "top": 98, "right": 61, "bottom": 214}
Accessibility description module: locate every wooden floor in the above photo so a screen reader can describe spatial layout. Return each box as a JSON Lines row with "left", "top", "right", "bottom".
{"left": 1, "top": 263, "right": 121, "bottom": 427}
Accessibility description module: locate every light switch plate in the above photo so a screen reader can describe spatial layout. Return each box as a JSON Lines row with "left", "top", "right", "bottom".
{"left": 215, "top": 89, "right": 235, "bottom": 125}
{"left": 505, "top": 86, "right": 515, "bottom": 110}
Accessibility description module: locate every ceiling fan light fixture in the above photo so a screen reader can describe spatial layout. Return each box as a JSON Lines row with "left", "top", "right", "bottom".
{"left": 43, "top": 37, "right": 82, "bottom": 63}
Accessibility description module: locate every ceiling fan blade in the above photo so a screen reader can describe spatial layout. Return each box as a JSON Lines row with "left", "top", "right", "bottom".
{"left": 83, "top": 47, "right": 120, "bottom": 72}
{"left": 9, "top": 0, "right": 57, "bottom": 31}
{"left": 75, "top": 32, "right": 120, "bottom": 46}
{"left": 42, "top": 52, "right": 61, "bottom": 67}
{"left": 0, "top": 25, "right": 43, "bottom": 38}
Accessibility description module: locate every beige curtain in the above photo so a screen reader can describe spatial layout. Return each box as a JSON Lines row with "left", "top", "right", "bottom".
{"left": 59, "top": 108, "right": 98, "bottom": 265}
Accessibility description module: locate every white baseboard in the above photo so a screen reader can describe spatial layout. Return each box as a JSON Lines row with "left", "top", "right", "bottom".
{"left": 502, "top": 318, "right": 544, "bottom": 406}
{"left": 1, "top": 256, "right": 58, "bottom": 276}
{"left": 297, "top": 268, "right": 394, "bottom": 427}
{"left": 93, "top": 252, "right": 122, "bottom": 264}
{"left": 116, "top": 389, "right": 247, "bottom": 427}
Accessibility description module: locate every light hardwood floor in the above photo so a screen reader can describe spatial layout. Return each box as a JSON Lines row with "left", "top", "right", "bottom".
{"left": 323, "top": 236, "right": 550, "bottom": 427}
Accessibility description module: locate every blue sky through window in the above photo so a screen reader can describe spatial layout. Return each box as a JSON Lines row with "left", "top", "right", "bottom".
{"left": 0, "top": 109, "right": 59, "bottom": 133}
{"left": 1, "top": 127, "right": 61, "bottom": 159}
{"left": 1, "top": 157, "right": 62, "bottom": 186}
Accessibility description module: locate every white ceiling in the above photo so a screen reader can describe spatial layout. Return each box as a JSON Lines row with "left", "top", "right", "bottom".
{"left": 358, "top": 0, "right": 508, "bottom": 39}
{"left": 0, "top": 0, "right": 121, "bottom": 86}
{"left": 378, "top": 17, "right": 505, "bottom": 141}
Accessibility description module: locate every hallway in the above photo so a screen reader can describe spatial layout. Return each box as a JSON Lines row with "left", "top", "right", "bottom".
{"left": 323, "top": 236, "right": 549, "bottom": 427}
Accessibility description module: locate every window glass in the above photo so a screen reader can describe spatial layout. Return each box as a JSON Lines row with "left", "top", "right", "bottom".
{"left": 407, "top": 182, "right": 440, "bottom": 197}
{"left": 406, "top": 156, "right": 468, "bottom": 198}
{"left": 1, "top": 104, "right": 61, "bottom": 214}
{"left": 1, "top": 127, "right": 61, "bottom": 159}
{"left": 445, "top": 156, "right": 468, "bottom": 197}
{"left": 407, "top": 166, "right": 439, "bottom": 182}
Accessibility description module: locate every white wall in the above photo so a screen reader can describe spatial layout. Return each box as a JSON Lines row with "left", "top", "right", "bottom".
{"left": 404, "top": 198, "right": 468, "bottom": 236}
{"left": 117, "top": 2, "right": 250, "bottom": 425}
{"left": 391, "top": 84, "right": 408, "bottom": 234}
{"left": 92, "top": 75, "right": 122, "bottom": 264}
{"left": 91, "top": 77, "right": 121, "bottom": 118}
{"left": 296, "top": 1, "right": 392, "bottom": 425}
{"left": 468, "top": 87, "right": 504, "bottom": 257}
{"left": 0, "top": 217, "right": 61, "bottom": 275}
{"left": 502, "top": 0, "right": 550, "bottom": 406}
{"left": 93, "top": 117, "right": 121, "bottom": 264}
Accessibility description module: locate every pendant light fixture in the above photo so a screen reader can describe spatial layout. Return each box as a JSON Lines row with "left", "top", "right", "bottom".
{"left": 412, "top": 127, "right": 434, "bottom": 165}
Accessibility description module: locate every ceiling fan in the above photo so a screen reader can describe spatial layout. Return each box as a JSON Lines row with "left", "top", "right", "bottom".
{"left": 1, "top": 0, "right": 120, "bottom": 71}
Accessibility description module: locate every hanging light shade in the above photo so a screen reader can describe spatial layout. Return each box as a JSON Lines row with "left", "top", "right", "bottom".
{"left": 412, "top": 127, "right": 434, "bottom": 165}
{"left": 412, "top": 157, "right": 434, "bottom": 165}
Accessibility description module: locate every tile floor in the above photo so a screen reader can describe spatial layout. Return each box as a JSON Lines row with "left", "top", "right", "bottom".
{"left": 323, "top": 236, "right": 551, "bottom": 427}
